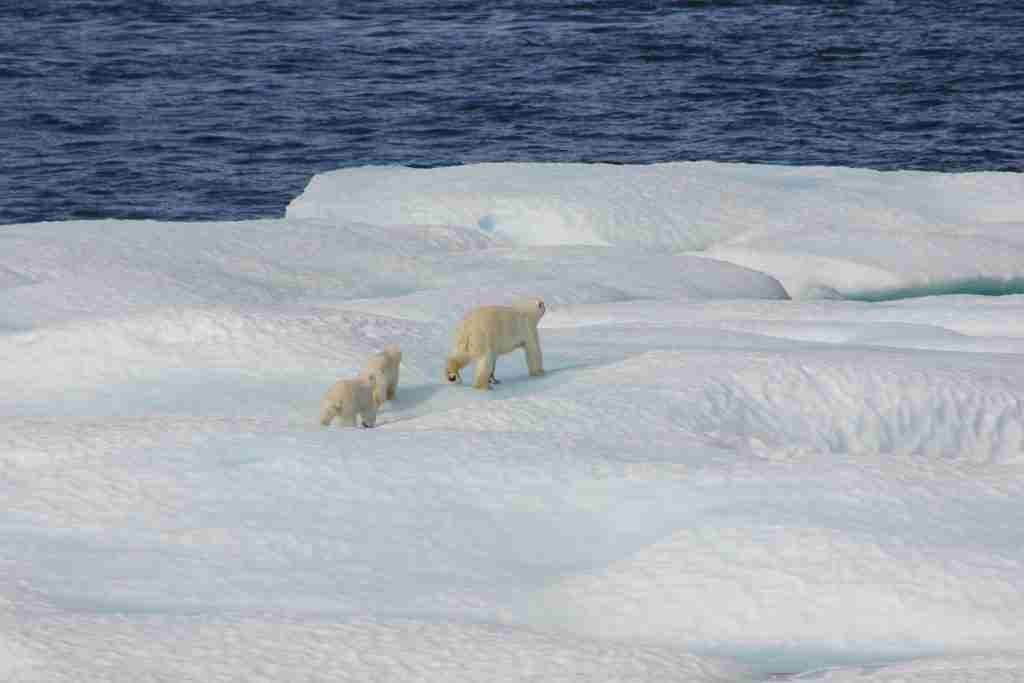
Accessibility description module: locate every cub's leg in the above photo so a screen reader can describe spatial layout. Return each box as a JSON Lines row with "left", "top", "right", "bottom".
{"left": 367, "top": 375, "right": 383, "bottom": 407}
{"left": 361, "top": 402, "right": 377, "bottom": 428}
{"left": 319, "top": 403, "right": 338, "bottom": 427}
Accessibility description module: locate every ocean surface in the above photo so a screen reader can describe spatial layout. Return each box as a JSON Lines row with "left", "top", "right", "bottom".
{"left": 2, "top": 0, "right": 1023, "bottom": 226}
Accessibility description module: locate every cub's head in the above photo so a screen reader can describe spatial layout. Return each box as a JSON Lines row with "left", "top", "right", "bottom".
{"left": 366, "top": 372, "right": 385, "bottom": 405}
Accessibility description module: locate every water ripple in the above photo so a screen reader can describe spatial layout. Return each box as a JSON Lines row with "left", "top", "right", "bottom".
{"left": 1, "top": 0, "right": 1023, "bottom": 224}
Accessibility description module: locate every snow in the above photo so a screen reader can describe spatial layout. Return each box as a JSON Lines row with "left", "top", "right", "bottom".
{"left": 286, "top": 161, "right": 1024, "bottom": 300}
{"left": 4, "top": 161, "right": 1024, "bottom": 681}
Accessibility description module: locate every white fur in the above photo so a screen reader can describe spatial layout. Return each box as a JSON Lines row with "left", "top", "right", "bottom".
{"left": 446, "top": 298, "right": 546, "bottom": 390}
{"left": 320, "top": 375, "right": 378, "bottom": 428}
{"left": 362, "top": 346, "right": 402, "bottom": 406}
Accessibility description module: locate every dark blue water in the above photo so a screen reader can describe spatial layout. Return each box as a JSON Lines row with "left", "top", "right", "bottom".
{"left": 2, "top": 1, "right": 1023, "bottom": 225}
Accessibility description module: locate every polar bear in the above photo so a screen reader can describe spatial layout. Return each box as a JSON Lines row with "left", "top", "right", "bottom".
{"left": 362, "top": 346, "right": 402, "bottom": 406}
{"left": 320, "top": 375, "right": 378, "bottom": 428}
{"left": 446, "top": 298, "right": 546, "bottom": 390}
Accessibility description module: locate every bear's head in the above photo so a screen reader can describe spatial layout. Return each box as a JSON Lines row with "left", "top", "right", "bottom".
{"left": 445, "top": 358, "right": 462, "bottom": 384}
{"left": 513, "top": 297, "right": 546, "bottom": 321}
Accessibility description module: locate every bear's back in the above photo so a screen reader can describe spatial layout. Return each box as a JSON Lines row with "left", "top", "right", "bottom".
{"left": 325, "top": 378, "right": 372, "bottom": 404}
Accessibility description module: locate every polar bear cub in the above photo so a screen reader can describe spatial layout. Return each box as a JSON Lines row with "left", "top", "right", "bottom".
{"left": 362, "top": 345, "right": 402, "bottom": 406}
{"left": 320, "top": 375, "right": 378, "bottom": 428}
{"left": 446, "top": 298, "right": 546, "bottom": 390}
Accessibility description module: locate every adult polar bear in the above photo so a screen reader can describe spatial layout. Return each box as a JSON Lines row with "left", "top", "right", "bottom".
{"left": 446, "top": 298, "right": 546, "bottom": 390}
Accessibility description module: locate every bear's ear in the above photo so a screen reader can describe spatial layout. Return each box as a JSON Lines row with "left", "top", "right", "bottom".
{"left": 538, "top": 300, "right": 546, "bottom": 314}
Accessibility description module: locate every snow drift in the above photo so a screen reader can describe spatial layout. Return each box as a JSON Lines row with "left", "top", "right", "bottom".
{"left": 4, "top": 161, "right": 1024, "bottom": 682}
{"left": 288, "top": 161, "right": 1024, "bottom": 300}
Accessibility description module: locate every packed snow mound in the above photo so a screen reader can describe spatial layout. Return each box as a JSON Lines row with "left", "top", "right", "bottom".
{"left": 0, "top": 219, "right": 786, "bottom": 330}
{"left": 7, "top": 615, "right": 751, "bottom": 683}
{"left": 543, "top": 295, "right": 1024, "bottom": 355}
{"left": 0, "top": 218, "right": 504, "bottom": 327}
{"left": 0, "top": 304, "right": 448, "bottom": 419}
{"left": 405, "top": 343, "right": 1024, "bottom": 464}
{"left": 287, "top": 161, "right": 1024, "bottom": 250}
{"left": 338, "top": 249, "right": 787, "bottom": 326}
{"left": 651, "top": 349, "right": 1024, "bottom": 462}
{"left": 531, "top": 522, "right": 1024, "bottom": 660}
{"left": 699, "top": 228, "right": 1024, "bottom": 300}
{"left": 0, "top": 633, "right": 41, "bottom": 682}
{"left": 801, "top": 655, "right": 1024, "bottom": 682}
{"left": 287, "top": 161, "right": 1024, "bottom": 300}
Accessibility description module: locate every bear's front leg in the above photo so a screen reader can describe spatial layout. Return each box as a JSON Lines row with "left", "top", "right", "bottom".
{"left": 473, "top": 352, "right": 497, "bottom": 390}
{"left": 361, "top": 405, "right": 378, "bottom": 428}
{"left": 524, "top": 333, "right": 544, "bottom": 377}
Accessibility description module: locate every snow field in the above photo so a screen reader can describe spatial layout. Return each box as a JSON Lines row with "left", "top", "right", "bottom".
{"left": 286, "top": 162, "right": 1024, "bottom": 251}
{"left": 288, "top": 161, "right": 1024, "bottom": 301}
{"left": 0, "top": 612, "right": 753, "bottom": 683}
{"left": 4, "top": 161, "right": 1024, "bottom": 681}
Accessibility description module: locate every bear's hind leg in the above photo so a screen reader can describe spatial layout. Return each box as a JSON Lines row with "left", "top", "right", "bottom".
{"left": 339, "top": 405, "right": 358, "bottom": 427}
{"left": 389, "top": 363, "right": 400, "bottom": 399}
{"left": 371, "top": 375, "right": 386, "bottom": 407}
{"left": 524, "top": 333, "right": 544, "bottom": 377}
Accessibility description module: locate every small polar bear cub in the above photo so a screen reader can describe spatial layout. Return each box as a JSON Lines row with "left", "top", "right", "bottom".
{"left": 320, "top": 375, "right": 378, "bottom": 428}
{"left": 361, "top": 346, "right": 402, "bottom": 406}
{"left": 446, "top": 298, "right": 546, "bottom": 390}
